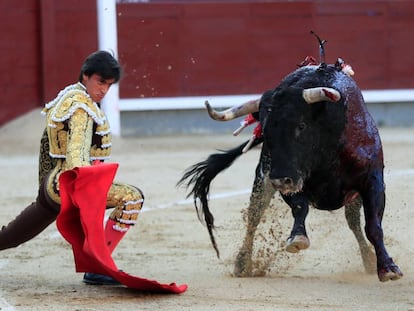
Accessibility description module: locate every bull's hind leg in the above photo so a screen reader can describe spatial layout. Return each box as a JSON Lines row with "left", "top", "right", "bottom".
{"left": 344, "top": 196, "right": 376, "bottom": 274}
{"left": 234, "top": 162, "right": 276, "bottom": 277}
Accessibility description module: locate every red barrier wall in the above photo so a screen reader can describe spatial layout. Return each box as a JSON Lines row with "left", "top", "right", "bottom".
{"left": 2, "top": 1, "right": 414, "bottom": 126}
{"left": 0, "top": 0, "right": 41, "bottom": 125}
{"left": 0, "top": 0, "right": 97, "bottom": 126}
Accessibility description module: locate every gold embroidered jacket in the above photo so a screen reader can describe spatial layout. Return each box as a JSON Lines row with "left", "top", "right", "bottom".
{"left": 39, "top": 82, "right": 112, "bottom": 203}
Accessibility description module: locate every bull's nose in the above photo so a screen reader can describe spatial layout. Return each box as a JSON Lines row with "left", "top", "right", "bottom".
{"left": 281, "top": 177, "right": 293, "bottom": 185}
{"left": 271, "top": 177, "right": 294, "bottom": 187}
{"left": 270, "top": 175, "right": 303, "bottom": 194}
{"left": 280, "top": 177, "right": 293, "bottom": 186}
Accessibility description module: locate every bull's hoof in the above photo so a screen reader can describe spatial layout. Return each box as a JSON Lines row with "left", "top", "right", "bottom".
{"left": 378, "top": 262, "right": 403, "bottom": 282}
{"left": 234, "top": 249, "right": 252, "bottom": 277}
{"left": 285, "top": 235, "right": 310, "bottom": 253}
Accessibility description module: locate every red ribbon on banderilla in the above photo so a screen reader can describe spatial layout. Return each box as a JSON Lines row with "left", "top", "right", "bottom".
{"left": 232, "top": 113, "right": 262, "bottom": 153}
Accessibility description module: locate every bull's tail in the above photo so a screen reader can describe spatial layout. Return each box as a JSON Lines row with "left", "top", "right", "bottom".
{"left": 177, "top": 137, "right": 263, "bottom": 258}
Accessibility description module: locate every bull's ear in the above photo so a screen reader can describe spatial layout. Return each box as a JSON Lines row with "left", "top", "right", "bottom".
{"left": 302, "top": 87, "right": 341, "bottom": 104}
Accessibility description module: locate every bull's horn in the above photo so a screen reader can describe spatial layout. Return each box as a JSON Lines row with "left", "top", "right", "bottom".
{"left": 302, "top": 87, "right": 341, "bottom": 104}
{"left": 205, "top": 98, "right": 260, "bottom": 121}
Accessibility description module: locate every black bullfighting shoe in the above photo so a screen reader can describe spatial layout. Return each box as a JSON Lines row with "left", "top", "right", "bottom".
{"left": 82, "top": 272, "right": 121, "bottom": 286}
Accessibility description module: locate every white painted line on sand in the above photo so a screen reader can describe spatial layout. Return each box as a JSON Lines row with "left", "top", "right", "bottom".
{"left": 142, "top": 188, "right": 251, "bottom": 212}
{"left": 0, "top": 297, "right": 15, "bottom": 311}
{"left": 385, "top": 168, "right": 414, "bottom": 178}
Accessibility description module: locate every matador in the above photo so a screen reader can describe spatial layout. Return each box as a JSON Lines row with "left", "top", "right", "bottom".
{"left": 0, "top": 51, "right": 143, "bottom": 285}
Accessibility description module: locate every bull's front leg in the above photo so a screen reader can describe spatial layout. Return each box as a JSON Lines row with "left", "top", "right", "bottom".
{"left": 361, "top": 170, "right": 403, "bottom": 282}
{"left": 234, "top": 159, "right": 275, "bottom": 277}
{"left": 282, "top": 192, "right": 310, "bottom": 253}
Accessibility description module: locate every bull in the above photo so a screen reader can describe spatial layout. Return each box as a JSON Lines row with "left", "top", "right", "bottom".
{"left": 177, "top": 37, "right": 403, "bottom": 282}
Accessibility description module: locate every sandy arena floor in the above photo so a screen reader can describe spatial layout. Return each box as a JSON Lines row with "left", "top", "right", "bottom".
{"left": 0, "top": 109, "right": 413, "bottom": 311}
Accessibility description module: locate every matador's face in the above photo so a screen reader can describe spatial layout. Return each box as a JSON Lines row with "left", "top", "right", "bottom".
{"left": 82, "top": 73, "right": 115, "bottom": 103}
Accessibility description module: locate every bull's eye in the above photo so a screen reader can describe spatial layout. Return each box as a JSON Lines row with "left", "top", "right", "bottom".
{"left": 295, "top": 122, "right": 306, "bottom": 138}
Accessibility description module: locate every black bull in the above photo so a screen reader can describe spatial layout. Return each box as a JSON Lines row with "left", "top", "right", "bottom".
{"left": 178, "top": 62, "right": 403, "bottom": 282}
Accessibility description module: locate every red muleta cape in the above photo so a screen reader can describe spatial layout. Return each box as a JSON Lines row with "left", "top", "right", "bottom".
{"left": 56, "top": 162, "right": 188, "bottom": 294}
